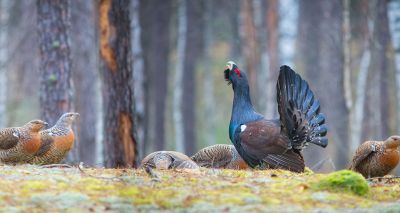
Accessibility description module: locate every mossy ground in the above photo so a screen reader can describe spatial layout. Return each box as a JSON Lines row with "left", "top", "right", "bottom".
{"left": 0, "top": 165, "right": 399, "bottom": 212}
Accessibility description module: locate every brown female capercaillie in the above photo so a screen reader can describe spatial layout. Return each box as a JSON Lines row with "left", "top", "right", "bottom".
{"left": 349, "top": 136, "right": 400, "bottom": 178}
{"left": 0, "top": 120, "right": 48, "bottom": 163}
{"left": 29, "top": 112, "right": 79, "bottom": 165}
{"left": 191, "top": 144, "right": 249, "bottom": 169}
{"left": 141, "top": 151, "right": 199, "bottom": 170}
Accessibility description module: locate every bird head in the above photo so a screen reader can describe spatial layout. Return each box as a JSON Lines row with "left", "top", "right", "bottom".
{"left": 25, "top": 120, "right": 48, "bottom": 132}
{"left": 386, "top": 135, "right": 400, "bottom": 147}
{"left": 224, "top": 61, "right": 248, "bottom": 89}
{"left": 56, "top": 112, "right": 80, "bottom": 127}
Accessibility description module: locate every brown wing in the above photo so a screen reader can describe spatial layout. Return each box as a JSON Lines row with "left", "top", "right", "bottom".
{"left": 191, "top": 144, "right": 234, "bottom": 168}
{"left": 166, "top": 151, "right": 192, "bottom": 161}
{"left": 174, "top": 160, "right": 199, "bottom": 170}
{"left": 35, "top": 133, "right": 54, "bottom": 156}
{"left": 349, "top": 141, "right": 379, "bottom": 170}
{"left": 262, "top": 150, "right": 305, "bottom": 172}
{"left": 0, "top": 128, "right": 20, "bottom": 150}
{"left": 239, "top": 119, "right": 289, "bottom": 161}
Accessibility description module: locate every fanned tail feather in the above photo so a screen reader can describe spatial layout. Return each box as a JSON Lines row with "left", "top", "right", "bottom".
{"left": 276, "top": 65, "right": 328, "bottom": 150}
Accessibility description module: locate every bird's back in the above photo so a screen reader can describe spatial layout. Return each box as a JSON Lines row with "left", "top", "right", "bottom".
{"left": 0, "top": 126, "right": 41, "bottom": 163}
{"left": 29, "top": 126, "right": 74, "bottom": 165}
{"left": 351, "top": 141, "right": 400, "bottom": 178}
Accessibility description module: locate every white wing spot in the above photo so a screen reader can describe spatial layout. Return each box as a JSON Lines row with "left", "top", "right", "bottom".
{"left": 240, "top": 125, "right": 247, "bottom": 132}
{"left": 12, "top": 132, "right": 19, "bottom": 138}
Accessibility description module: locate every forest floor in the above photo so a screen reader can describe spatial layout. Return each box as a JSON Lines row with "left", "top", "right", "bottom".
{"left": 0, "top": 165, "right": 399, "bottom": 212}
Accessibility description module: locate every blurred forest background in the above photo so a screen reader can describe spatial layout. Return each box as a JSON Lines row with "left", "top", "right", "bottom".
{"left": 0, "top": 0, "right": 400, "bottom": 173}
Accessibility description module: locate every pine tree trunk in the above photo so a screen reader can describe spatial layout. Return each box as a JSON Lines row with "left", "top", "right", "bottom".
{"left": 99, "top": 0, "right": 137, "bottom": 167}
{"left": 37, "top": 0, "right": 73, "bottom": 126}
{"left": 71, "top": 0, "right": 98, "bottom": 166}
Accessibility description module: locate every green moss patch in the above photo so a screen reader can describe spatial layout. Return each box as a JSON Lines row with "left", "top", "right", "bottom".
{"left": 314, "top": 170, "right": 369, "bottom": 196}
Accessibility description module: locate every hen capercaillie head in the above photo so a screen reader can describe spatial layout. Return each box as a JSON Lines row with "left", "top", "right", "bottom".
{"left": 56, "top": 112, "right": 79, "bottom": 127}
{"left": 24, "top": 120, "right": 48, "bottom": 132}
{"left": 386, "top": 135, "right": 400, "bottom": 148}
{"left": 224, "top": 61, "right": 249, "bottom": 90}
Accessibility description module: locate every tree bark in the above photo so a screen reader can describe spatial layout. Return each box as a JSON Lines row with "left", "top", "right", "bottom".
{"left": 140, "top": 0, "right": 171, "bottom": 153}
{"left": 99, "top": 0, "right": 137, "bottom": 167}
{"left": 71, "top": 0, "right": 98, "bottom": 166}
{"left": 37, "top": 0, "right": 73, "bottom": 126}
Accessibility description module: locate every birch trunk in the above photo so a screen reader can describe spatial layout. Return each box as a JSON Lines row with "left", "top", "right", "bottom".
{"left": 71, "top": 0, "right": 98, "bottom": 165}
{"left": 131, "top": 0, "right": 145, "bottom": 160}
{"left": 252, "top": 0, "right": 269, "bottom": 115}
{"left": 350, "top": 42, "right": 371, "bottom": 152}
{"left": 343, "top": 0, "right": 352, "bottom": 110}
{"left": 279, "top": 0, "right": 298, "bottom": 66}
{"left": 240, "top": 0, "right": 258, "bottom": 103}
{"left": 173, "top": 0, "right": 186, "bottom": 153}
{"left": 0, "top": 0, "right": 10, "bottom": 127}
{"left": 388, "top": 0, "right": 400, "bottom": 133}
{"left": 203, "top": 0, "right": 216, "bottom": 146}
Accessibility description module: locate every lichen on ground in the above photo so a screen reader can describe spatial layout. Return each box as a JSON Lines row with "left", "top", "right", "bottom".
{"left": 0, "top": 165, "right": 398, "bottom": 212}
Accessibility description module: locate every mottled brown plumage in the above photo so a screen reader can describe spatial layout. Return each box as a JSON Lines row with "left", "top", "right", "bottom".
{"left": 0, "top": 120, "right": 48, "bottom": 163}
{"left": 140, "top": 151, "right": 199, "bottom": 170}
{"left": 191, "top": 144, "right": 249, "bottom": 169}
{"left": 349, "top": 136, "right": 400, "bottom": 178}
{"left": 29, "top": 112, "right": 79, "bottom": 165}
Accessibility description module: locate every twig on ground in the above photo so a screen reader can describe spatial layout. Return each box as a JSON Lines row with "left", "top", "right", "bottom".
{"left": 40, "top": 164, "right": 73, "bottom": 168}
{"left": 78, "top": 162, "right": 122, "bottom": 181}
{"left": 367, "top": 176, "right": 400, "bottom": 181}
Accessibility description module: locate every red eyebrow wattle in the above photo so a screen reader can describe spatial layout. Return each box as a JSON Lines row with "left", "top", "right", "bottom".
{"left": 234, "top": 68, "right": 241, "bottom": 77}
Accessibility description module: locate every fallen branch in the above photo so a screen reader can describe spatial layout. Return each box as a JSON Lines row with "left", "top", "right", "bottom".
{"left": 78, "top": 162, "right": 122, "bottom": 181}
{"left": 40, "top": 164, "right": 73, "bottom": 168}
{"left": 367, "top": 176, "right": 400, "bottom": 181}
